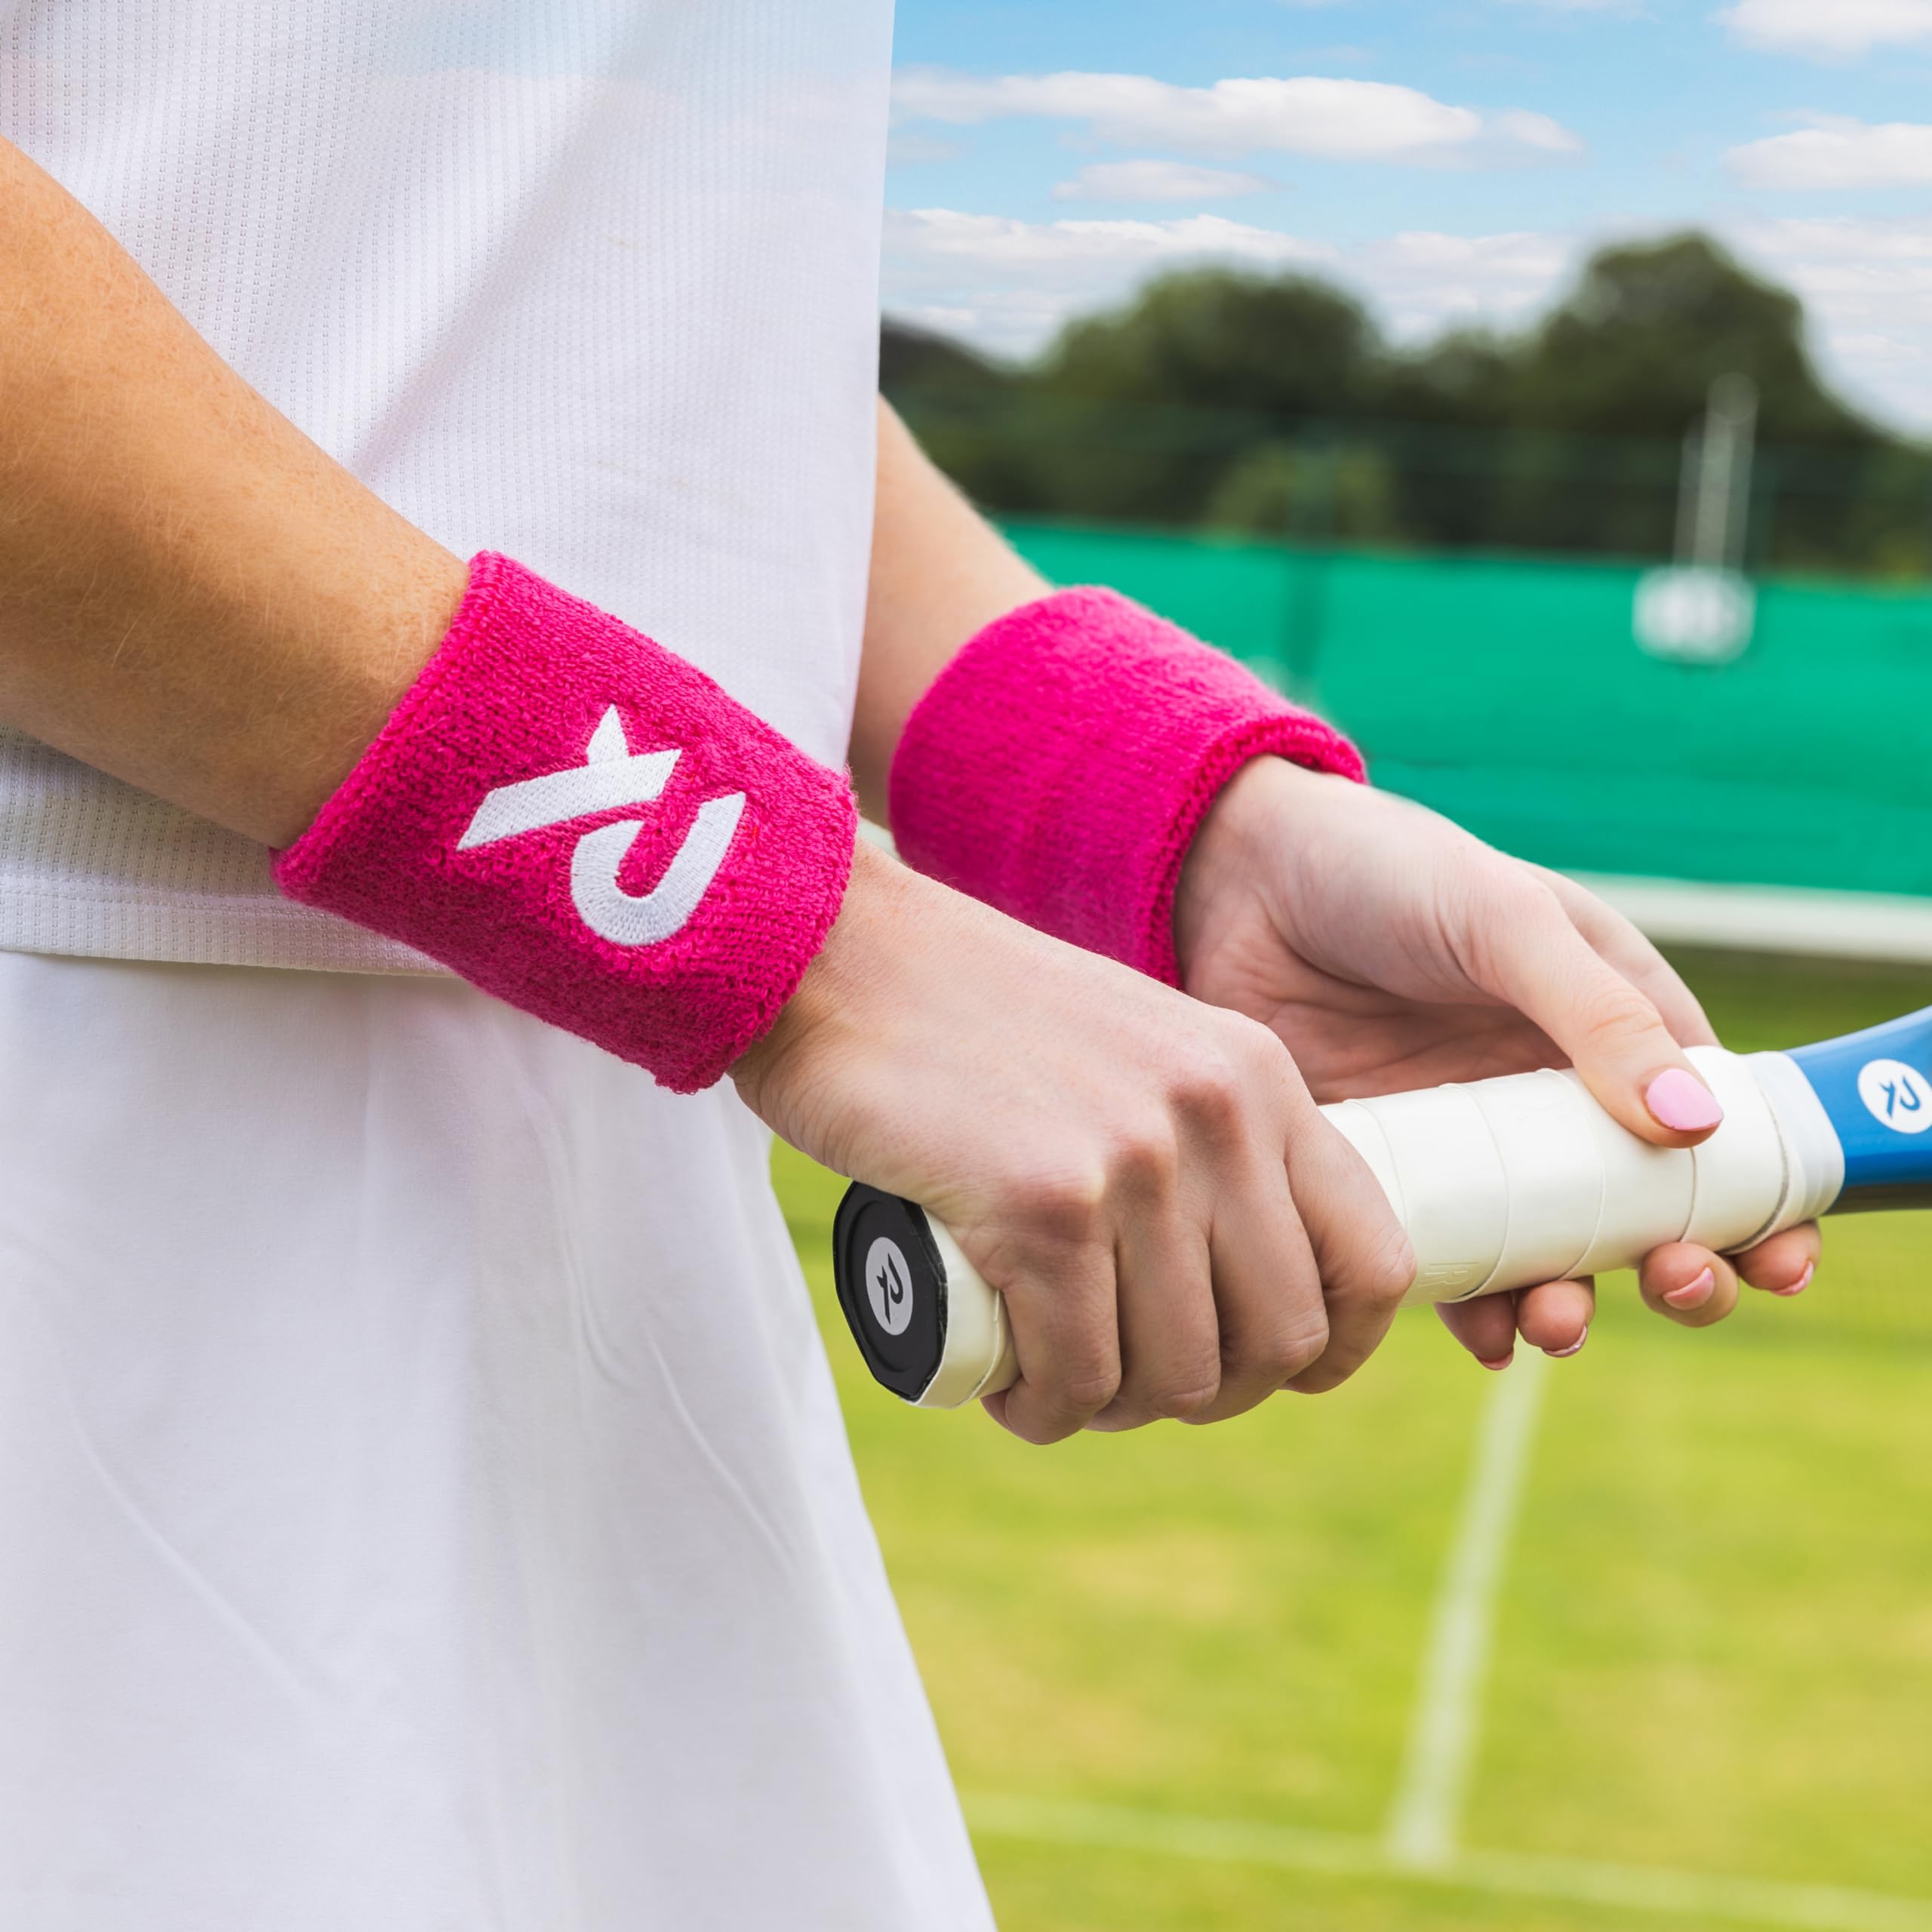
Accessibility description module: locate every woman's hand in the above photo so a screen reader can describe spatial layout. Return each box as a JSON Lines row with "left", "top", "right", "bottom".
{"left": 1173, "top": 758, "right": 1820, "bottom": 1366}
{"left": 735, "top": 840, "right": 1415, "bottom": 1441}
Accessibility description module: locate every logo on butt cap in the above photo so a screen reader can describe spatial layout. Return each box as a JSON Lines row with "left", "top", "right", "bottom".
{"left": 864, "top": 1235, "right": 915, "bottom": 1337}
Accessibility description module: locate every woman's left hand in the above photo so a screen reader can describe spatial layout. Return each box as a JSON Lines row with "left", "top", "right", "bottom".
{"left": 1173, "top": 757, "right": 1820, "bottom": 1367}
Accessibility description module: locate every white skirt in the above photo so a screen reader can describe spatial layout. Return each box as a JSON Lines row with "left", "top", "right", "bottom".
{"left": 0, "top": 953, "right": 989, "bottom": 1930}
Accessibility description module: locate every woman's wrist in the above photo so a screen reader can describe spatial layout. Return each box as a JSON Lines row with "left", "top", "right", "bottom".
{"left": 1173, "top": 755, "right": 1343, "bottom": 987}
{"left": 731, "top": 837, "right": 897, "bottom": 1124}
{"left": 275, "top": 553, "right": 859, "bottom": 1094}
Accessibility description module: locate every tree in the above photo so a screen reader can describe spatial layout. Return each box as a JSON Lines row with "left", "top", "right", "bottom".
{"left": 880, "top": 235, "right": 1932, "bottom": 573}
{"left": 1509, "top": 233, "right": 1879, "bottom": 448}
{"left": 879, "top": 321, "right": 1013, "bottom": 401}
{"left": 1042, "top": 269, "right": 1377, "bottom": 420}
{"left": 955, "top": 270, "right": 1381, "bottom": 525}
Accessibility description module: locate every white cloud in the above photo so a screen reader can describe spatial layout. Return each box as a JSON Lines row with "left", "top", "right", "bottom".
{"left": 884, "top": 195, "right": 1932, "bottom": 431}
{"left": 1728, "top": 115, "right": 1932, "bottom": 189}
{"left": 1054, "top": 160, "right": 1273, "bottom": 202}
{"left": 1829, "top": 329, "right": 1921, "bottom": 361}
{"left": 890, "top": 69, "right": 1582, "bottom": 164}
{"left": 1358, "top": 229, "right": 1575, "bottom": 336}
{"left": 1718, "top": 0, "right": 1932, "bottom": 58}
{"left": 1730, "top": 213, "right": 1932, "bottom": 423}
{"left": 883, "top": 205, "right": 1577, "bottom": 356}
{"left": 1494, "top": 109, "right": 1586, "bottom": 152}
{"left": 888, "top": 208, "right": 1331, "bottom": 279}
{"left": 884, "top": 208, "right": 1336, "bottom": 352}
{"left": 886, "top": 129, "right": 961, "bottom": 166}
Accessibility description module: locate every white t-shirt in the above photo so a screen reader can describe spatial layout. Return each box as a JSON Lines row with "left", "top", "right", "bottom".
{"left": 0, "top": 0, "right": 884, "bottom": 968}
{"left": 0, "top": 8, "right": 997, "bottom": 1930}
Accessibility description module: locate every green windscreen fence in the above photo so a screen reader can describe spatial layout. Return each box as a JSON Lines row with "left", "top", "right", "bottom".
{"left": 1004, "top": 520, "right": 1932, "bottom": 900}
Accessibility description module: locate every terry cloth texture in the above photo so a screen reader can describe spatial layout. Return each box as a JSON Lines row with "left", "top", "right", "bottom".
{"left": 274, "top": 554, "right": 857, "bottom": 1094}
{"left": 0, "top": 0, "right": 886, "bottom": 971}
{"left": 888, "top": 586, "right": 1367, "bottom": 986}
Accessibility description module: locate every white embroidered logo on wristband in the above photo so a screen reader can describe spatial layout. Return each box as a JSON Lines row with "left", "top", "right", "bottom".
{"left": 273, "top": 554, "right": 857, "bottom": 1094}
{"left": 458, "top": 705, "right": 745, "bottom": 946}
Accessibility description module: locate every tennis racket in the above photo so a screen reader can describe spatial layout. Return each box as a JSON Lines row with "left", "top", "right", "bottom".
{"left": 833, "top": 1008, "right": 1932, "bottom": 1408}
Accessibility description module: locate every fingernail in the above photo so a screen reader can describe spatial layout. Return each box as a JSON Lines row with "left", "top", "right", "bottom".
{"left": 1663, "top": 1266, "right": 1716, "bottom": 1309}
{"left": 1646, "top": 1069, "right": 1724, "bottom": 1134}
{"left": 1773, "top": 1260, "right": 1815, "bottom": 1299}
{"left": 1478, "top": 1351, "right": 1515, "bottom": 1372}
{"left": 1546, "top": 1325, "right": 1589, "bottom": 1359}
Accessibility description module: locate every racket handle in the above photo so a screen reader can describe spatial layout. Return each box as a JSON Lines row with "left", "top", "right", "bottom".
{"left": 834, "top": 1044, "right": 1845, "bottom": 1409}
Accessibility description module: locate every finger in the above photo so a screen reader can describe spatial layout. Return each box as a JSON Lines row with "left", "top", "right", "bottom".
{"left": 1733, "top": 1221, "right": 1820, "bottom": 1298}
{"left": 985, "top": 1235, "right": 1124, "bottom": 1446}
{"left": 1513, "top": 1277, "right": 1595, "bottom": 1358}
{"left": 1437, "top": 1291, "right": 1523, "bottom": 1370}
{"left": 1094, "top": 1204, "right": 1221, "bottom": 1432}
{"left": 1435, "top": 1278, "right": 1594, "bottom": 1365}
{"left": 1186, "top": 1149, "right": 1327, "bottom": 1423}
{"left": 1281, "top": 1108, "right": 1417, "bottom": 1395}
{"left": 1465, "top": 879, "right": 1723, "bottom": 1150}
{"left": 1537, "top": 870, "right": 1718, "bottom": 1048}
{"left": 1636, "top": 1241, "right": 1740, "bottom": 1329}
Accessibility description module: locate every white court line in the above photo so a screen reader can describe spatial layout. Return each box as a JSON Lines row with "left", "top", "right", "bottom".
{"left": 962, "top": 1350, "right": 1932, "bottom": 1931}
{"left": 963, "top": 1795, "right": 1932, "bottom": 1932}
{"left": 1383, "top": 1345, "right": 1551, "bottom": 1869}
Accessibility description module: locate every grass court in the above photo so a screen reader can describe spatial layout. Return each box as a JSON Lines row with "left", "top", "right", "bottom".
{"left": 774, "top": 948, "right": 1932, "bottom": 1932}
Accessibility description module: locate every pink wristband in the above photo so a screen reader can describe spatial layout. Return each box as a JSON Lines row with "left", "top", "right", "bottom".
{"left": 274, "top": 555, "right": 857, "bottom": 1093}
{"left": 888, "top": 586, "right": 1364, "bottom": 986}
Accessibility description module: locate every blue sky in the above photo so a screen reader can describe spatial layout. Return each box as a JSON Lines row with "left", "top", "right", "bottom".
{"left": 882, "top": 0, "right": 1932, "bottom": 428}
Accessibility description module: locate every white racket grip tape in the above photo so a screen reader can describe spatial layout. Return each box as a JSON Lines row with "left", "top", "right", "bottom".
{"left": 918, "top": 1047, "right": 1841, "bottom": 1405}
{"left": 1321, "top": 1046, "right": 1841, "bottom": 1307}
{"left": 920, "top": 1216, "right": 1020, "bottom": 1407}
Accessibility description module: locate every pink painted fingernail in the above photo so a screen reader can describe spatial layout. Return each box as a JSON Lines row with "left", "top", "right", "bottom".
{"left": 1546, "top": 1326, "right": 1589, "bottom": 1359}
{"left": 1646, "top": 1069, "right": 1724, "bottom": 1134}
{"left": 1478, "top": 1352, "right": 1515, "bottom": 1372}
{"left": 1663, "top": 1266, "right": 1716, "bottom": 1309}
{"left": 1774, "top": 1260, "right": 1815, "bottom": 1299}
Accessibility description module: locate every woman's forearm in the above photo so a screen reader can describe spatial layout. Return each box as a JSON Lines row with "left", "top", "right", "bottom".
{"left": 848, "top": 400, "right": 1047, "bottom": 822}
{"left": 0, "top": 137, "right": 464, "bottom": 845}
{"left": 0, "top": 140, "right": 1037, "bottom": 846}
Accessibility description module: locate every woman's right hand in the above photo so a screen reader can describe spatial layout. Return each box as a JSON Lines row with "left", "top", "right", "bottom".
{"left": 733, "top": 840, "right": 1414, "bottom": 1444}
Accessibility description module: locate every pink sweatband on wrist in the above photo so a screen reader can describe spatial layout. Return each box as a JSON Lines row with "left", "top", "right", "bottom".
{"left": 274, "top": 554, "right": 857, "bottom": 1094}
{"left": 888, "top": 586, "right": 1364, "bottom": 986}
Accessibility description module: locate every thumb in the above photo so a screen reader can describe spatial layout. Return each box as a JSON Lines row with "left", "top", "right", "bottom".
{"left": 1473, "top": 881, "right": 1723, "bottom": 1149}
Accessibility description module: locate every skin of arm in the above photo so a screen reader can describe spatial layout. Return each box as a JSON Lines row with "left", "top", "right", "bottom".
{"left": 0, "top": 140, "right": 466, "bottom": 845}
{"left": 0, "top": 129, "right": 1807, "bottom": 1420}
{"left": 847, "top": 401, "right": 1048, "bottom": 820}
{"left": 847, "top": 399, "right": 1822, "bottom": 1357}
{"left": 0, "top": 137, "right": 1417, "bottom": 1441}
